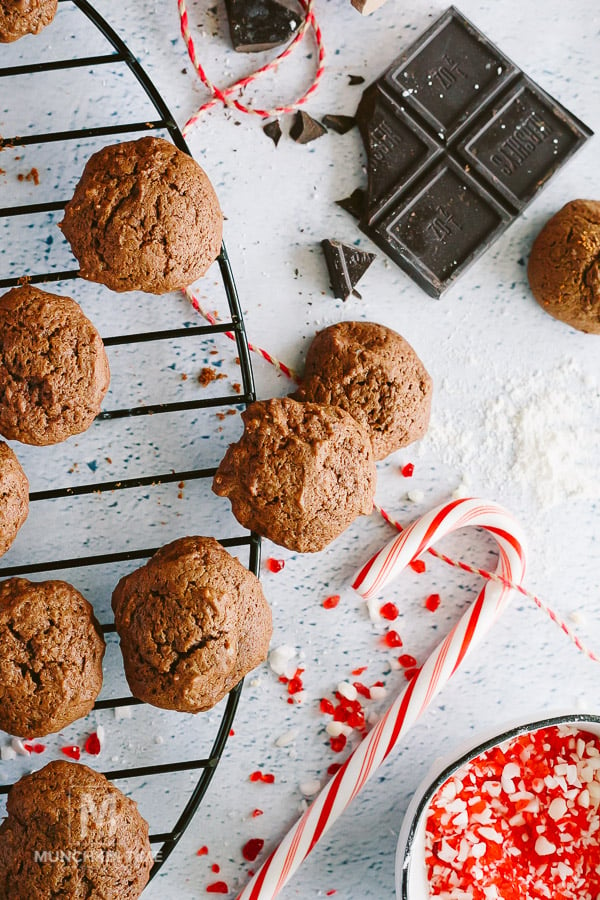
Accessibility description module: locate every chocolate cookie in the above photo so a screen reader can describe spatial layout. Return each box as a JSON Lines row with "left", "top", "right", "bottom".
{"left": 0, "top": 578, "right": 105, "bottom": 738}
{"left": 0, "top": 442, "right": 28, "bottom": 557}
{"left": 0, "top": 0, "right": 57, "bottom": 43}
{"left": 213, "top": 397, "right": 377, "bottom": 552}
{"left": 528, "top": 200, "right": 600, "bottom": 334}
{"left": 112, "top": 536, "right": 272, "bottom": 713}
{"left": 0, "top": 760, "right": 153, "bottom": 899}
{"left": 293, "top": 321, "right": 432, "bottom": 460}
{"left": 0, "top": 285, "right": 110, "bottom": 445}
{"left": 60, "top": 136, "right": 223, "bottom": 294}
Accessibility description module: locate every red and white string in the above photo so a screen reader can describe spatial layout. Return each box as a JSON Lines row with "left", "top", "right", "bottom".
{"left": 177, "top": 0, "right": 326, "bottom": 134}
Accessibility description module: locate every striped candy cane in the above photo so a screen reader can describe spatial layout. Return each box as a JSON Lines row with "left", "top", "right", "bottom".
{"left": 236, "top": 497, "right": 527, "bottom": 899}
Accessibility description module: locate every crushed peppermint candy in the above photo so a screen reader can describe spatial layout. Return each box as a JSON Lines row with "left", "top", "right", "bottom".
{"left": 206, "top": 881, "right": 228, "bottom": 893}
{"left": 242, "top": 838, "right": 265, "bottom": 862}
{"left": 269, "top": 645, "right": 297, "bottom": 678}
{"left": 61, "top": 745, "right": 81, "bottom": 760}
{"left": 401, "top": 463, "right": 415, "bottom": 477}
{"left": 249, "top": 770, "right": 275, "bottom": 784}
{"left": 84, "top": 730, "right": 102, "bottom": 755}
{"left": 425, "top": 725, "right": 600, "bottom": 900}
{"left": 265, "top": 557, "right": 285, "bottom": 573}
{"left": 323, "top": 594, "right": 341, "bottom": 609}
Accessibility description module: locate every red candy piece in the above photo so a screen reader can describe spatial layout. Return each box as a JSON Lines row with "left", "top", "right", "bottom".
{"left": 330, "top": 734, "right": 347, "bottom": 753}
{"left": 398, "top": 654, "right": 417, "bottom": 668}
{"left": 327, "top": 763, "right": 342, "bottom": 776}
{"left": 61, "top": 745, "right": 81, "bottom": 760}
{"left": 322, "top": 594, "right": 340, "bottom": 609}
{"left": 410, "top": 559, "right": 426, "bottom": 573}
{"left": 211, "top": 863, "right": 220, "bottom": 873}
{"left": 266, "top": 557, "right": 285, "bottom": 573}
{"left": 84, "top": 732, "right": 101, "bottom": 755}
{"left": 251, "top": 809, "right": 263, "bottom": 818}
{"left": 353, "top": 681, "right": 371, "bottom": 699}
{"left": 380, "top": 601, "right": 399, "bottom": 621}
{"left": 404, "top": 667, "right": 420, "bottom": 680}
{"left": 206, "top": 882, "right": 229, "bottom": 894}
{"left": 242, "top": 838, "right": 265, "bottom": 862}
{"left": 320, "top": 698, "right": 335, "bottom": 715}
{"left": 383, "top": 630, "right": 402, "bottom": 648}
{"left": 425, "top": 592, "right": 441, "bottom": 612}
{"left": 197, "top": 845, "right": 209, "bottom": 856}
{"left": 351, "top": 666, "right": 367, "bottom": 675}
{"left": 401, "top": 463, "right": 414, "bottom": 477}
{"left": 24, "top": 742, "right": 46, "bottom": 754}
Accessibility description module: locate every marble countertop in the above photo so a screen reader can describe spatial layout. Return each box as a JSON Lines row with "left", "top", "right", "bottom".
{"left": 0, "top": 1, "right": 599, "bottom": 897}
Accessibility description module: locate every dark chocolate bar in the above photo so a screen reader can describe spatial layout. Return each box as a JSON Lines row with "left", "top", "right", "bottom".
{"left": 353, "top": 6, "right": 593, "bottom": 297}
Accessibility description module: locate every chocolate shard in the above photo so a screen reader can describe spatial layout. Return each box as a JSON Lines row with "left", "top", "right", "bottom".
{"left": 263, "top": 119, "right": 282, "bottom": 147}
{"left": 321, "top": 239, "right": 376, "bottom": 300}
{"left": 335, "top": 188, "right": 366, "bottom": 220}
{"left": 322, "top": 114, "right": 356, "bottom": 135}
{"left": 224, "top": 0, "right": 299, "bottom": 53}
{"left": 348, "top": 74, "right": 365, "bottom": 86}
{"left": 290, "top": 111, "right": 327, "bottom": 144}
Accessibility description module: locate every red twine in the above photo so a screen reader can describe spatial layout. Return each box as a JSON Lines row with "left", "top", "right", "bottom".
{"left": 177, "top": 0, "right": 326, "bottom": 134}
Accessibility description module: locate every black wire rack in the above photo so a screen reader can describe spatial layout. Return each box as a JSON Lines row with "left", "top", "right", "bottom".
{"left": 0, "top": 0, "right": 260, "bottom": 882}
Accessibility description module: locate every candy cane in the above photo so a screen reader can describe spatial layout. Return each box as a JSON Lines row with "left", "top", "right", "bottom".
{"left": 236, "top": 497, "right": 526, "bottom": 899}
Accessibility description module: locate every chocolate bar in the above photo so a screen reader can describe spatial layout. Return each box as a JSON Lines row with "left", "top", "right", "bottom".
{"left": 354, "top": 6, "right": 593, "bottom": 297}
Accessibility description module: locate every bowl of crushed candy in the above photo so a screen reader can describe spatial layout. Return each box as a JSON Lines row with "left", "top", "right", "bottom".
{"left": 396, "top": 713, "right": 600, "bottom": 900}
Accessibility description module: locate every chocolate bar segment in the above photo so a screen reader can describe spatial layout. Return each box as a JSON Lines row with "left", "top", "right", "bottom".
{"left": 367, "top": 159, "right": 510, "bottom": 297}
{"left": 458, "top": 77, "right": 588, "bottom": 208}
{"left": 357, "top": 84, "right": 440, "bottom": 221}
{"left": 383, "top": 7, "right": 514, "bottom": 142}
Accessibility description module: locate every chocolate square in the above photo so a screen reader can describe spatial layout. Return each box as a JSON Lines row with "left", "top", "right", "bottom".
{"left": 457, "top": 77, "right": 590, "bottom": 208}
{"left": 367, "top": 159, "right": 510, "bottom": 297}
{"left": 353, "top": 6, "right": 593, "bottom": 296}
{"left": 383, "top": 7, "right": 514, "bottom": 142}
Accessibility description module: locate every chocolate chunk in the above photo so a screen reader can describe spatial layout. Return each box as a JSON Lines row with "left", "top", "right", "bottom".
{"left": 348, "top": 75, "right": 365, "bottom": 86}
{"left": 224, "top": 0, "right": 299, "bottom": 53}
{"left": 321, "top": 239, "right": 376, "bottom": 300}
{"left": 290, "top": 111, "right": 327, "bottom": 144}
{"left": 263, "top": 119, "right": 282, "bottom": 146}
{"left": 336, "top": 188, "right": 366, "bottom": 219}
{"left": 322, "top": 114, "right": 356, "bottom": 134}
{"left": 353, "top": 7, "right": 592, "bottom": 296}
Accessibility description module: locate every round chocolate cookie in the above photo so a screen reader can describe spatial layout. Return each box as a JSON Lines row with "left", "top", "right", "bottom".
{"left": 213, "top": 397, "right": 377, "bottom": 552}
{"left": 0, "top": 578, "right": 105, "bottom": 738}
{"left": 60, "top": 136, "right": 223, "bottom": 294}
{"left": 528, "top": 199, "right": 600, "bottom": 334}
{"left": 0, "top": 760, "right": 153, "bottom": 899}
{"left": 0, "top": 285, "right": 110, "bottom": 445}
{"left": 293, "top": 321, "right": 433, "bottom": 460}
{"left": 0, "top": 442, "right": 28, "bottom": 558}
{"left": 0, "top": 0, "right": 57, "bottom": 43}
{"left": 112, "top": 536, "right": 272, "bottom": 713}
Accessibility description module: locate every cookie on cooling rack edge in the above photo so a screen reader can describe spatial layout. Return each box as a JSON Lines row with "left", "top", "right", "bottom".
{"left": 212, "top": 396, "right": 377, "bottom": 552}
{"left": 0, "top": 577, "right": 105, "bottom": 739}
{"left": 112, "top": 536, "right": 272, "bottom": 713}
{"left": 0, "top": 442, "right": 28, "bottom": 558}
{"left": 60, "top": 136, "right": 223, "bottom": 294}
{"left": 0, "top": 760, "right": 153, "bottom": 899}
{"left": 0, "top": 285, "right": 110, "bottom": 445}
{"left": 0, "top": 0, "right": 57, "bottom": 42}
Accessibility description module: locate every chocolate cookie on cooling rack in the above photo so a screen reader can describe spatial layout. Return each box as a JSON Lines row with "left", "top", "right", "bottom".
{"left": 60, "top": 136, "right": 223, "bottom": 294}
{"left": 293, "top": 321, "right": 432, "bottom": 460}
{"left": 0, "top": 285, "right": 110, "bottom": 445}
{"left": 112, "top": 536, "right": 272, "bottom": 713}
{"left": 213, "top": 396, "right": 377, "bottom": 552}
{"left": 0, "top": 442, "right": 28, "bottom": 558}
{"left": 0, "top": 760, "right": 153, "bottom": 899}
{"left": 0, "top": 0, "right": 57, "bottom": 42}
{"left": 0, "top": 578, "right": 105, "bottom": 739}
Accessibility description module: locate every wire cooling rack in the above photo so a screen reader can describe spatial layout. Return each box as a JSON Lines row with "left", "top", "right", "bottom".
{"left": 0, "top": 0, "right": 260, "bottom": 881}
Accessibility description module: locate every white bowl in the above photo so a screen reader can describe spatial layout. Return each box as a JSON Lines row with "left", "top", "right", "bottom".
{"left": 395, "top": 713, "right": 600, "bottom": 900}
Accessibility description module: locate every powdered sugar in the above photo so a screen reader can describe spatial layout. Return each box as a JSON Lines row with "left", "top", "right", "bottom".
{"left": 422, "top": 361, "right": 600, "bottom": 509}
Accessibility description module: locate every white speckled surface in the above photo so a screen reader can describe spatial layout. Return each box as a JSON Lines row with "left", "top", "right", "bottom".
{"left": 0, "top": 1, "right": 599, "bottom": 898}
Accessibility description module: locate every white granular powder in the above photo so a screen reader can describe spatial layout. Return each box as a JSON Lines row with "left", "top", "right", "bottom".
{"left": 422, "top": 361, "right": 600, "bottom": 509}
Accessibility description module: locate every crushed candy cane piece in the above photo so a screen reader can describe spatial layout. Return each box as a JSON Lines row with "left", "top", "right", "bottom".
{"left": 336, "top": 681, "right": 357, "bottom": 702}
{"left": 251, "top": 809, "right": 263, "bottom": 818}
{"left": 242, "top": 838, "right": 265, "bottom": 862}
{"left": 61, "top": 745, "right": 81, "bottom": 760}
{"left": 407, "top": 489, "right": 424, "bottom": 502}
{"left": 84, "top": 731, "right": 101, "bottom": 755}
{"left": 269, "top": 645, "right": 296, "bottom": 677}
{"left": 425, "top": 593, "right": 441, "bottom": 612}
{"left": 380, "top": 601, "right": 399, "bottom": 621}
{"left": 398, "top": 654, "right": 417, "bottom": 668}
{"left": 197, "top": 845, "right": 209, "bottom": 856}
{"left": 410, "top": 559, "right": 426, "bottom": 574}
{"left": 23, "top": 742, "right": 45, "bottom": 754}
{"left": 351, "top": 666, "right": 367, "bottom": 676}
{"left": 401, "top": 463, "right": 414, "bottom": 477}
{"left": 211, "top": 863, "right": 220, "bottom": 873}
{"left": 323, "top": 594, "right": 340, "bottom": 609}
{"left": 206, "top": 882, "right": 228, "bottom": 894}
{"left": 383, "top": 630, "right": 402, "bottom": 648}
{"left": 266, "top": 557, "right": 285, "bottom": 573}
{"left": 275, "top": 730, "right": 298, "bottom": 748}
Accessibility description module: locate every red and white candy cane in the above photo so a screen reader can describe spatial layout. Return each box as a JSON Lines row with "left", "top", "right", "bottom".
{"left": 236, "top": 497, "right": 526, "bottom": 900}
